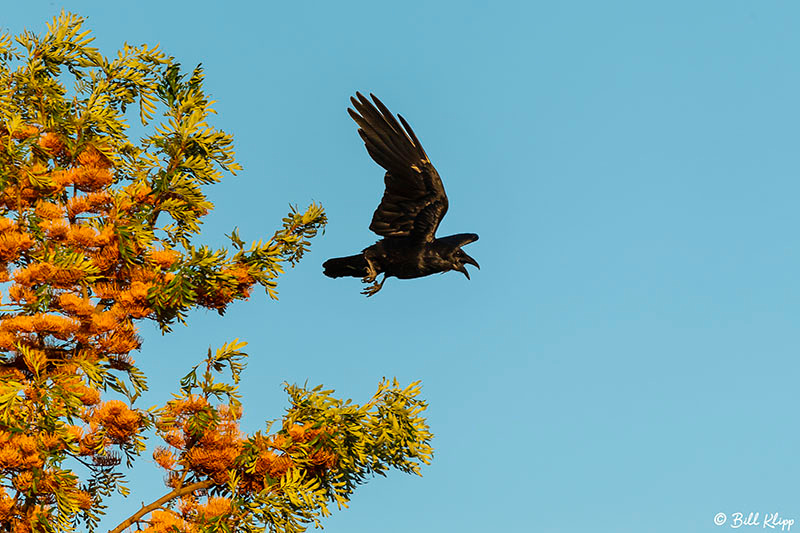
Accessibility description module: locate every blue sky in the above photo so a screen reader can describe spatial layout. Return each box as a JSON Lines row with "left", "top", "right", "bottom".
{"left": 4, "top": 1, "right": 800, "bottom": 532}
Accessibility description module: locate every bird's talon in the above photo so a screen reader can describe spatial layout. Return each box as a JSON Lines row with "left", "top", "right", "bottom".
{"left": 361, "top": 275, "right": 385, "bottom": 297}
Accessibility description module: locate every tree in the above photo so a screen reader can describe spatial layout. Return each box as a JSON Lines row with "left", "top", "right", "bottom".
{"left": 0, "top": 13, "right": 433, "bottom": 532}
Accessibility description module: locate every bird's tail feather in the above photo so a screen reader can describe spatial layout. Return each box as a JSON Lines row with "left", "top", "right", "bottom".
{"left": 323, "top": 254, "right": 368, "bottom": 278}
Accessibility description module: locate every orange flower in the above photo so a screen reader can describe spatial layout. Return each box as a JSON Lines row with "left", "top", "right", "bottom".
{"left": 94, "top": 224, "right": 114, "bottom": 246}
{"left": 163, "top": 430, "right": 186, "bottom": 450}
{"left": 177, "top": 495, "right": 198, "bottom": 514}
{"left": 90, "top": 311, "right": 119, "bottom": 332}
{"left": 51, "top": 168, "right": 77, "bottom": 189}
{"left": 73, "top": 164, "right": 114, "bottom": 191}
{"left": 217, "top": 403, "right": 242, "bottom": 421}
{"left": 12, "top": 263, "right": 53, "bottom": 286}
{"left": 78, "top": 386, "right": 101, "bottom": 406}
{"left": 93, "top": 282, "right": 120, "bottom": 299}
{"left": 15, "top": 434, "right": 38, "bottom": 455}
{"left": 96, "top": 328, "right": 141, "bottom": 354}
{"left": 288, "top": 423, "right": 307, "bottom": 442}
{"left": 42, "top": 219, "right": 70, "bottom": 240}
{"left": 0, "top": 331, "right": 15, "bottom": 350}
{"left": 32, "top": 313, "right": 80, "bottom": 337}
{"left": 8, "top": 284, "right": 37, "bottom": 304}
{"left": 0, "top": 217, "right": 15, "bottom": 233}
{"left": 58, "top": 293, "right": 95, "bottom": 317}
{"left": 185, "top": 444, "right": 240, "bottom": 482}
{"left": 261, "top": 451, "right": 293, "bottom": 479}
{"left": 12, "top": 518, "right": 32, "bottom": 533}
{"left": 77, "top": 145, "right": 112, "bottom": 169}
{"left": 1, "top": 315, "right": 36, "bottom": 333}
{"left": 86, "top": 191, "right": 113, "bottom": 209}
{"left": 37, "top": 132, "right": 65, "bottom": 155}
{"left": 94, "top": 400, "right": 142, "bottom": 442}
{"left": 13, "top": 262, "right": 94, "bottom": 288}
{"left": 153, "top": 447, "right": 176, "bottom": 470}
{"left": 67, "top": 191, "right": 113, "bottom": 217}
{"left": 0, "top": 230, "right": 34, "bottom": 262}
{"left": 144, "top": 510, "right": 196, "bottom": 533}
{"left": 91, "top": 244, "right": 120, "bottom": 270}
{"left": 11, "top": 519, "right": 32, "bottom": 533}
{"left": 66, "top": 195, "right": 90, "bottom": 217}
{"left": 79, "top": 431, "right": 105, "bottom": 456}
{"left": 37, "top": 470, "right": 59, "bottom": 492}
{"left": 68, "top": 223, "right": 101, "bottom": 247}
{"left": 149, "top": 248, "right": 180, "bottom": 269}
{"left": 74, "top": 489, "right": 93, "bottom": 510}
{"left": 40, "top": 432, "right": 64, "bottom": 452}
{"left": 197, "top": 496, "right": 232, "bottom": 519}
{"left": 11, "top": 471, "right": 33, "bottom": 492}
{"left": 0, "top": 368, "right": 25, "bottom": 381}
{"left": 309, "top": 448, "right": 338, "bottom": 469}
{"left": 0, "top": 446, "right": 23, "bottom": 469}
{"left": 168, "top": 395, "right": 208, "bottom": 416}
{"left": 0, "top": 489, "right": 15, "bottom": 521}
{"left": 11, "top": 124, "right": 38, "bottom": 140}
{"left": 34, "top": 200, "right": 63, "bottom": 219}
{"left": 66, "top": 425, "right": 83, "bottom": 443}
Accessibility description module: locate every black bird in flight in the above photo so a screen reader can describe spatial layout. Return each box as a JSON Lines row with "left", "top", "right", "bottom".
{"left": 323, "top": 93, "right": 479, "bottom": 296}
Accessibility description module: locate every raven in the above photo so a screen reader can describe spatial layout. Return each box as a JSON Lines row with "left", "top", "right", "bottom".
{"left": 323, "top": 93, "right": 479, "bottom": 296}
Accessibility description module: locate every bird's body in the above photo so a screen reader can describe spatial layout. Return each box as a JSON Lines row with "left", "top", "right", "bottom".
{"left": 324, "top": 233, "right": 478, "bottom": 280}
{"left": 323, "top": 93, "right": 479, "bottom": 296}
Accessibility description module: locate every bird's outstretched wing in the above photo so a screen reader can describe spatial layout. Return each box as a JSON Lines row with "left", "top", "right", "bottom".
{"left": 348, "top": 92, "right": 448, "bottom": 242}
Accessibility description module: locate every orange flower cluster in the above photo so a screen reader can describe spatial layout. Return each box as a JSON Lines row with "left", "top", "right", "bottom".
{"left": 90, "top": 400, "right": 143, "bottom": 443}
{"left": 0, "top": 432, "right": 44, "bottom": 471}
{"left": 149, "top": 248, "right": 181, "bottom": 270}
{"left": 37, "top": 131, "right": 65, "bottom": 156}
{"left": 140, "top": 496, "right": 235, "bottom": 533}
{"left": 0, "top": 489, "right": 15, "bottom": 522}
{"left": 154, "top": 394, "right": 339, "bottom": 499}
{"left": 238, "top": 422, "right": 337, "bottom": 494}
{"left": 0, "top": 129, "right": 165, "bottom": 523}
{"left": 65, "top": 191, "right": 112, "bottom": 218}
{"left": 12, "top": 124, "right": 39, "bottom": 140}
{"left": 0, "top": 429, "right": 93, "bottom": 523}
{"left": 156, "top": 396, "right": 243, "bottom": 484}
{"left": 143, "top": 510, "right": 195, "bottom": 533}
{"left": 193, "top": 264, "right": 257, "bottom": 310}
{"left": 0, "top": 218, "right": 34, "bottom": 263}
{"left": 0, "top": 140, "right": 115, "bottom": 211}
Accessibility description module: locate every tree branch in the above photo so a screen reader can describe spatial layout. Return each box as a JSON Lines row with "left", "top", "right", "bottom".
{"left": 108, "top": 479, "right": 215, "bottom": 533}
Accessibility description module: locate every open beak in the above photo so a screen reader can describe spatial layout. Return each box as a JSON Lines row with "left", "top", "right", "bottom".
{"left": 463, "top": 253, "right": 480, "bottom": 270}
{"left": 456, "top": 254, "right": 480, "bottom": 280}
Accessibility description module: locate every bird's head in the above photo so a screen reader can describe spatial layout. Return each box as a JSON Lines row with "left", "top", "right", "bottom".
{"left": 439, "top": 233, "right": 480, "bottom": 280}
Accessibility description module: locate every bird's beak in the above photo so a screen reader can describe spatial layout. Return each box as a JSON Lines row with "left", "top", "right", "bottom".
{"left": 462, "top": 253, "right": 480, "bottom": 270}
{"left": 455, "top": 264, "right": 470, "bottom": 280}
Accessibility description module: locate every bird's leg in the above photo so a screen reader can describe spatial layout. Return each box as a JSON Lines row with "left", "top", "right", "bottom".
{"left": 360, "top": 249, "right": 385, "bottom": 296}
{"left": 361, "top": 273, "right": 387, "bottom": 297}
{"left": 361, "top": 251, "right": 379, "bottom": 283}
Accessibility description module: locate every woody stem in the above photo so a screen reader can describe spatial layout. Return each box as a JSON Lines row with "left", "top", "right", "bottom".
{"left": 108, "top": 479, "right": 215, "bottom": 533}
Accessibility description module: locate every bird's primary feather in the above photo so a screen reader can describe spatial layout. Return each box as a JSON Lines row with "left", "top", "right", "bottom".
{"left": 349, "top": 92, "right": 448, "bottom": 243}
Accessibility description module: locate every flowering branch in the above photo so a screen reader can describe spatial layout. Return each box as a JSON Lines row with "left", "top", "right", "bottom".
{"left": 108, "top": 479, "right": 214, "bottom": 533}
